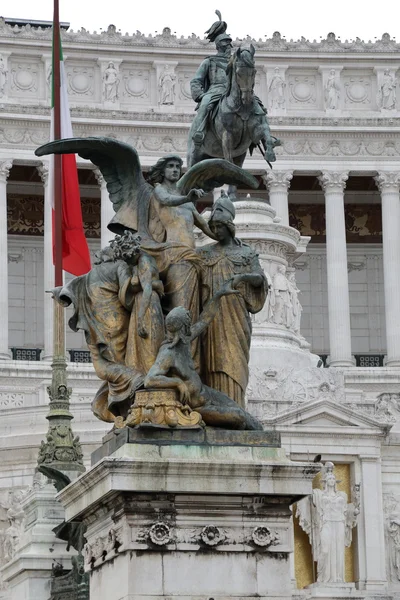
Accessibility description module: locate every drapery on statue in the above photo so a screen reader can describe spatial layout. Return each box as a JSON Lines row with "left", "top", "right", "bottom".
{"left": 187, "top": 11, "right": 281, "bottom": 168}
{"left": 296, "top": 462, "right": 360, "bottom": 584}
{"left": 198, "top": 193, "right": 268, "bottom": 408}
{"left": 35, "top": 137, "right": 266, "bottom": 430}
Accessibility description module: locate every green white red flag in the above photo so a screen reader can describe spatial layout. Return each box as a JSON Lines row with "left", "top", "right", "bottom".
{"left": 49, "top": 14, "right": 91, "bottom": 277}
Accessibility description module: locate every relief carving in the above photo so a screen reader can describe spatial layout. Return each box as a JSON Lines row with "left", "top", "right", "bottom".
{"left": 0, "top": 54, "right": 8, "bottom": 97}
{"left": 122, "top": 68, "right": 149, "bottom": 98}
{"left": 324, "top": 69, "right": 340, "bottom": 110}
{"left": 268, "top": 67, "right": 286, "bottom": 111}
{"left": 289, "top": 74, "right": 316, "bottom": 105}
{"left": 102, "top": 61, "right": 120, "bottom": 103}
{"left": 158, "top": 64, "right": 176, "bottom": 105}
{"left": 377, "top": 69, "right": 397, "bottom": 110}
{"left": 67, "top": 65, "right": 94, "bottom": 96}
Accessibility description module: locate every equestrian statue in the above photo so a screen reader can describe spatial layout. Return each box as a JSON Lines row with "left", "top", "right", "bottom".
{"left": 187, "top": 11, "right": 281, "bottom": 168}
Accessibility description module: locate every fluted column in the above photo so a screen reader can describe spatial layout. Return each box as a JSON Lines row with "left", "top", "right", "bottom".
{"left": 262, "top": 170, "right": 293, "bottom": 225}
{"left": 95, "top": 169, "right": 114, "bottom": 248}
{"left": 375, "top": 172, "right": 400, "bottom": 366}
{"left": 318, "top": 171, "right": 353, "bottom": 367}
{"left": 37, "top": 163, "right": 53, "bottom": 361}
{"left": 0, "top": 160, "right": 12, "bottom": 359}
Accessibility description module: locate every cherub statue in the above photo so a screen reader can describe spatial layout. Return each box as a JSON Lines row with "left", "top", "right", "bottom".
{"left": 144, "top": 282, "right": 263, "bottom": 430}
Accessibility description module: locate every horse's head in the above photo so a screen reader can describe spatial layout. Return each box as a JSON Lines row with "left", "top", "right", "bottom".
{"left": 230, "top": 44, "right": 256, "bottom": 105}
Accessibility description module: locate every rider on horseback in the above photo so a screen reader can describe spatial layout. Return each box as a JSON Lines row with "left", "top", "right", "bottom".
{"left": 190, "top": 11, "right": 267, "bottom": 146}
{"left": 190, "top": 29, "right": 233, "bottom": 144}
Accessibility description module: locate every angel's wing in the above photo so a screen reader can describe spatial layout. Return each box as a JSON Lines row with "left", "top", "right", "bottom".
{"left": 35, "top": 137, "right": 153, "bottom": 237}
{"left": 177, "top": 158, "right": 259, "bottom": 195}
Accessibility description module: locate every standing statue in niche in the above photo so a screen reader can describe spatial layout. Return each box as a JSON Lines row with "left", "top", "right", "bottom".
{"left": 378, "top": 69, "right": 397, "bottom": 110}
{"left": 35, "top": 136, "right": 264, "bottom": 430}
{"left": 0, "top": 55, "right": 7, "bottom": 97}
{"left": 271, "top": 265, "right": 291, "bottom": 327}
{"left": 296, "top": 462, "right": 360, "bottom": 584}
{"left": 268, "top": 67, "right": 286, "bottom": 111}
{"left": 198, "top": 194, "right": 268, "bottom": 408}
{"left": 158, "top": 65, "right": 176, "bottom": 105}
{"left": 325, "top": 69, "right": 340, "bottom": 110}
{"left": 102, "top": 61, "right": 119, "bottom": 103}
{"left": 287, "top": 269, "right": 302, "bottom": 334}
{"left": 187, "top": 11, "right": 280, "bottom": 168}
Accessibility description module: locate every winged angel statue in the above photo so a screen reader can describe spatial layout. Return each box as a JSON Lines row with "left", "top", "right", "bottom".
{"left": 35, "top": 137, "right": 263, "bottom": 431}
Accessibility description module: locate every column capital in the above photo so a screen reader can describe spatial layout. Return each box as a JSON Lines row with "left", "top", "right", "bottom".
{"left": 318, "top": 171, "right": 348, "bottom": 192}
{"left": 262, "top": 170, "right": 293, "bottom": 190}
{"left": 0, "top": 159, "right": 12, "bottom": 183}
{"left": 93, "top": 167, "right": 105, "bottom": 187}
{"left": 374, "top": 171, "right": 400, "bottom": 192}
{"left": 37, "top": 163, "right": 49, "bottom": 184}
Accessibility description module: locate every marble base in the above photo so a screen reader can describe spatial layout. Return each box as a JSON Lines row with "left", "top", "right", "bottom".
{"left": 304, "top": 582, "right": 364, "bottom": 599}
{"left": 58, "top": 430, "right": 319, "bottom": 600}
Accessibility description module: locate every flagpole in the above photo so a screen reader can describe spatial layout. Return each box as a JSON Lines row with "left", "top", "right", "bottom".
{"left": 53, "top": 0, "right": 63, "bottom": 289}
{"left": 36, "top": 0, "right": 84, "bottom": 477}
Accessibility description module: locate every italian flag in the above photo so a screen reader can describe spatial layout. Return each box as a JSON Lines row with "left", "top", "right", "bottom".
{"left": 49, "top": 24, "right": 91, "bottom": 277}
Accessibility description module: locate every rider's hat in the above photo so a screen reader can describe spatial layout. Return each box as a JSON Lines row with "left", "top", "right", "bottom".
{"left": 205, "top": 10, "right": 231, "bottom": 43}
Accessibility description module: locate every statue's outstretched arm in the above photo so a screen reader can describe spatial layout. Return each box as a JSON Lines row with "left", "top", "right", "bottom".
{"left": 190, "top": 281, "right": 240, "bottom": 341}
{"left": 193, "top": 209, "right": 217, "bottom": 241}
{"left": 154, "top": 184, "right": 206, "bottom": 207}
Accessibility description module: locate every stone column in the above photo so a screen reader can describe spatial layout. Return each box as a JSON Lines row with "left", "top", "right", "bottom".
{"left": 94, "top": 169, "right": 114, "bottom": 248}
{"left": 262, "top": 170, "right": 293, "bottom": 226}
{"left": 357, "top": 457, "right": 387, "bottom": 591}
{"left": 375, "top": 172, "right": 400, "bottom": 366}
{"left": 37, "top": 163, "right": 54, "bottom": 361}
{"left": 0, "top": 160, "right": 12, "bottom": 359}
{"left": 318, "top": 171, "right": 354, "bottom": 367}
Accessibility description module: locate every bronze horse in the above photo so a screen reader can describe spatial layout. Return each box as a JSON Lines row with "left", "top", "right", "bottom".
{"left": 187, "top": 45, "right": 281, "bottom": 168}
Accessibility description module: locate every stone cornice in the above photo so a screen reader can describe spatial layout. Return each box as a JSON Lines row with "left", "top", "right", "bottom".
{"left": 0, "top": 21, "right": 399, "bottom": 55}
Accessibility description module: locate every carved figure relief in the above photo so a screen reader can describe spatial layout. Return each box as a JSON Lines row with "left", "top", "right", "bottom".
{"left": 270, "top": 265, "right": 291, "bottom": 327}
{"left": 102, "top": 61, "right": 120, "bottom": 103}
{"left": 377, "top": 69, "right": 397, "bottom": 110}
{"left": 296, "top": 462, "right": 360, "bottom": 584}
{"left": 1, "top": 489, "right": 27, "bottom": 563}
{"left": 0, "top": 55, "right": 7, "bottom": 97}
{"left": 246, "top": 365, "right": 344, "bottom": 407}
{"left": 384, "top": 494, "right": 400, "bottom": 581}
{"left": 325, "top": 69, "right": 340, "bottom": 109}
{"left": 268, "top": 67, "right": 286, "bottom": 110}
{"left": 158, "top": 64, "right": 176, "bottom": 105}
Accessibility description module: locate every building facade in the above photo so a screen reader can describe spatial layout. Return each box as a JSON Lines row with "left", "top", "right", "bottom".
{"left": 0, "top": 16, "right": 399, "bottom": 598}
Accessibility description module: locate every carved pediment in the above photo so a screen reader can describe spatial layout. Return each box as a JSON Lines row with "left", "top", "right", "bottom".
{"left": 262, "top": 397, "right": 390, "bottom": 432}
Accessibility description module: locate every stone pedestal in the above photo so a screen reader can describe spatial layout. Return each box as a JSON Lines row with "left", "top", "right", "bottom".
{"left": 231, "top": 199, "right": 318, "bottom": 373}
{"left": 1, "top": 481, "right": 74, "bottom": 600}
{"left": 58, "top": 429, "right": 319, "bottom": 600}
{"left": 304, "top": 582, "right": 364, "bottom": 599}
